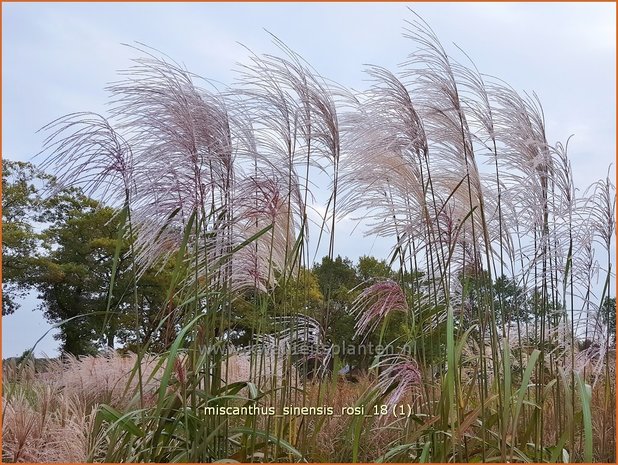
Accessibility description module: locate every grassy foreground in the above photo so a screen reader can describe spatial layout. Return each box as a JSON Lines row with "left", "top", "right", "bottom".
{"left": 2, "top": 349, "right": 615, "bottom": 462}
{"left": 3, "top": 12, "right": 616, "bottom": 464}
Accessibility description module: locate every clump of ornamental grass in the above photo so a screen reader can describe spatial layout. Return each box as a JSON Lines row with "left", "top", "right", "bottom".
{"left": 44, "top": 352, "right": 162, "bottom": 409}
{"left": 2, "top": 353, "right": 144, "bottom": 463}
{"left": 25, "top": 9, "right": 615, "bottom": 464}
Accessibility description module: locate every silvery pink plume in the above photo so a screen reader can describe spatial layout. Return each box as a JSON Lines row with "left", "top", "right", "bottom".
{"left": 339, "top": 68, "right": 427, "bottom": 204}
{"left": 228, "top": 174, "right": 303, "bottom": 293}
{"left": 39, "top": 48, "right": 246, "bottom": 277}
{"left": 504, "top": 317, "right": 570, "bottom": 355}
{"left": 235, "top": 38, "right": 342, "bottom": 172}
{"left": 475, "top": 176, "right": 516, "bottom": 264}
{"left": 569, "top": 192, "right": 606, "bottom": 304}
{"left": 233, "top": 173, "right": 304, "bottom": 232}
{"left": 551, "top": 141, "right": 576, "bottom": 217}
{"left": 585, "top": 173, "right": 616, "bottom": 252}
{"left": 103, "top": 50, "right": 247, "bottom": 274}
{"left": 235, "top": 176, "right": 287, "bottom": 223}
{"left": 402, "top": 15, "right": 485, "bottom": 217}
{"left": 374, "top": 353, "right": 422, "bottom": 408}
{"left": 488, "top": 83, "right": 554, "bottom": 241}
{"left": 402, "top": 15, "right": 475, "bottom": 167}
{"left": 573, "top": 174, "right": 614, "bottom": 323}
{"left": 480, "top": 81, "right": 560, "bottom": 288}
{"left": 543, "top": 140, "right": 581, "bottom": 285}
{"left": 571, "top": 232, "right": 600, "bottom": 300}
{"left": 351, "top": 16, "right": 496, "bottom": 284}
{"left": 448, "top": 58, "right": 564, "bottom": 280}
{"left": 263, "top": 36, "right": 344, "bottom": 168}
{"left": 351, "top": 279, "right": 408, "bottom": 340}
{"left": 228, "top": 231, "right": 291, "bottom": 294}
{"left": 230, "top": 246, "right": 271, "bottom": 293}
{"left": 448, "top": 54, "right": 524, "bottom": 271}
{"left": 523, "top": 309, "right": 613, "bottom": 387}
{"left": 502, "top": 314, "right": 610, "bottom": 382}
{"left": 38, "top": 112, "right": 134, "bottom": 206}
{"left": 339, "top": 66, "right": 436, "bottom": 277}
{"left": 574, "top": 336, "right": 614, "bottom": 388}
{"left": 432, "top": 194, "right": 481, "bottom": 270}
{"left": 234, "top": 39, "right": 345, "bottom": 259}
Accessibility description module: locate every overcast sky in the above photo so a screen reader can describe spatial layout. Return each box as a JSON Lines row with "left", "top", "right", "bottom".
{"left": 3, "top": 2, "right": 616, "bottom": 358}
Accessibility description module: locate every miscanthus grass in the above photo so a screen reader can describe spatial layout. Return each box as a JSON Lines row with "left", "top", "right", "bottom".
{"left": 9, "top": 11, "right": 614, "bottom": 463}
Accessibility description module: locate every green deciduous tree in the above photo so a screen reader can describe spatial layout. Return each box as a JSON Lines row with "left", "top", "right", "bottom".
{"left": 600, "top": 296, "right": 616, "bottom": 342}
{"left": 2, "top": 160, "right": 50, "bottom": 315}
{"left": 356, "top": 255, "right": 393, "bottom": 282}
{"left": 2, "top": 159, "right": 173, "bottom": 354}
{"left": 34, "top": 199, "right": 172, "bottom": 354}
{"left": 312, "top": 255, "right": 357, "bottom": 333}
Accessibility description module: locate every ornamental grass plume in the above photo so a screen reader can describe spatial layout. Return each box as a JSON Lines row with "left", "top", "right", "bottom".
{"left": 44, "top": 352, "right": 161, "bottom": 408}
{"left": 223, "top": 351, "right": 298, "bottom": 390}
{"left": 374, "top": 353, "right": 422, "bottom": 407}
{"left": 339, "top": 65, "right": 429, "bottom": 244}
{"left": 2, "top": 353, "right": 147, "bottom": 463}
{"left": 231, "top": 174, "right": 302, "bottom": 292}
{"left": 351, "top": 279, "right": 408, "bottom": 340}
{"left": 38, "top": 112, "right": 134, "bottom": 205}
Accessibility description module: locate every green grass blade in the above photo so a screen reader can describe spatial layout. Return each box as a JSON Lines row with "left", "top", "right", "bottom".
{"left": 511, "top": 349, "right": 540, "bottom": 451}
{"left": 228, "top": 427, "right": 303, "bottom": 459}
{"left": 575, "top": 373, "right": 593, "bottom": 462}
